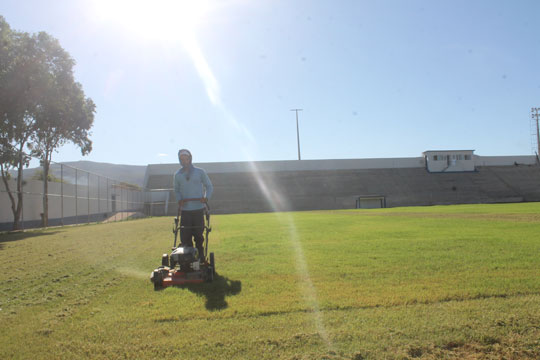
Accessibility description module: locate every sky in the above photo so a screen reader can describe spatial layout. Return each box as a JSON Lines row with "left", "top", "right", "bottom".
{"left": 2, "top": 0, "right": 540, "bottom": 167}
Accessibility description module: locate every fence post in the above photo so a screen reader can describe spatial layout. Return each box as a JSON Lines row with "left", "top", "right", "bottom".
{"left": 98, "top": 174, "right": 101, "bottom": 217}
{"left": 60, "top": 164, "right": 64, "bottom": 226}
{"left": 87, "top": 172, "right": 90, "bottom": 224}
{"left": 21, "top": 185, "right": 24, "bottom": 230}
{"left": 75, "top": 168, "right": 78, "bottom": 225}
{"left": 122, "top": 185, "right": 125, "bottom": 221}
{"left": 114, "top": 181, "right": 117, "bottom": 221}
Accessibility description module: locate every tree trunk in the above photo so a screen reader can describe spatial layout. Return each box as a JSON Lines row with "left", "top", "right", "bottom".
{"left": 0, "top": 164, "right": 20, "bottom": 230}
{"left": 13, "top": 148, "right": 25, "bottom": 230}
{"left": 1, "top": 146, "right": 26, "bottom": 231}
{"left": 41, "top": 153, "right": 50, "bottom": 227}
{"left": 15, "top": 184, "right": 23, "bottom": 230}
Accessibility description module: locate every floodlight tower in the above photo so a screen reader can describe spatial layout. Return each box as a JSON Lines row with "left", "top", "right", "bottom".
{"left": 532, "top": 107, "right": 540, "bottom": 156}
{"left": 291, "top": 109, "right": 303, "bottom": 160}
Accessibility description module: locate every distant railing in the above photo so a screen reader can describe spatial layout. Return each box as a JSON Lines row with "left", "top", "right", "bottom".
{"left": 144, "top": 188, "right": 173, "bottom": 216}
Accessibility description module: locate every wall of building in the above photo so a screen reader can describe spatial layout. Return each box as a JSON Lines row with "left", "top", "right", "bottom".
{"left": 474, "top": 155, "right": 538, "bottom": 166}
{"left": 144, "top": 157, "right": 427, "bottom": 183}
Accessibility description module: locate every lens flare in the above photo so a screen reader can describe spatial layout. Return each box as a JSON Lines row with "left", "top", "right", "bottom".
{"left": 247, "top": 162, "right": 333, "bottom": 348}
{"left": 182, "top": 16, "right": 332, "bottom": 345}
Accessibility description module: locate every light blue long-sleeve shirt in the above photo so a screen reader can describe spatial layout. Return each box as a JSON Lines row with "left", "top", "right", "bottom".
{"left": 173, "top": 165, "right": 213, "bottom": 211}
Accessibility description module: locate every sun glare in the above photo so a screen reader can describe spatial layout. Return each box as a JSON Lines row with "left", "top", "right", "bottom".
{"left": 92, "top": 0, "right": 211, "bottom": 43}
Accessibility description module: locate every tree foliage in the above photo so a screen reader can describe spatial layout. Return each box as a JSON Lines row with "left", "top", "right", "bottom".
{"left": 1, "top": 16, "right": 36, "bottom": 229}
{"left": 0, "top": 16, "right": 95, "bottom": 229}
{"left": 31, "top": 169, "right": 66, "bottom": 183}
{"left": 114, "top": 182, "right": 142, "bottom": 191}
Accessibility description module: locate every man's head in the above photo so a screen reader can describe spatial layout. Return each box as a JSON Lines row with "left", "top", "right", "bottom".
{"left": 178, "top": 149, "right": 192, "bottom": 167}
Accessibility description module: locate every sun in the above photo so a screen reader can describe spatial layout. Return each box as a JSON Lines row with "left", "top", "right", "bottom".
{"left": 91, "top": 0, "right": 212, "bottom": 43}
{"left": 89, "top": 0, "right": 230, "bottom": 110}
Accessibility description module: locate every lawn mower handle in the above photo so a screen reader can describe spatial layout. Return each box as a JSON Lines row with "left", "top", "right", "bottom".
{"left": 177, "top": 198, "right": 210, "bottom": 217}
{"left": 173, "top": 199, "right": 211, "bottom": 249}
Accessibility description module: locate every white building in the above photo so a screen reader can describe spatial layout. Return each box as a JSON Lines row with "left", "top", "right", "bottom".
{"left": 423, "top": 150, "right": 475, "bottom": 172}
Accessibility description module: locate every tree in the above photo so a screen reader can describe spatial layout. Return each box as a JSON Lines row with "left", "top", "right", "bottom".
{"left": 0, "top": 16, "right": 95, "bottom": 229}
{"left": 1, "top": 17, "right": 43, "bottom": 230}
{"left": 29, "top": 32, "right": 95, "bottom": 227}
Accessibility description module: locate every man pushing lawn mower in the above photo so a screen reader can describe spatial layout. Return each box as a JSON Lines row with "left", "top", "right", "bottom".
{"left": 175, "top": 149, "right": 213, "bottom": 262}
{"left": 150, "top": 148, "right": 215, "bottom": 289}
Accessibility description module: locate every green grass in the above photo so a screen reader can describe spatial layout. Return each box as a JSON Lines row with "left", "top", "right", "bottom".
{"left": 1, "top": 202, "right": 540, "bottom": 359}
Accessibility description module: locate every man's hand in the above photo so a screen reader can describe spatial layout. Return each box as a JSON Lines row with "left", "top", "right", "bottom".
{"left": 200, "top": 198, "right": 207, "bottom": 203}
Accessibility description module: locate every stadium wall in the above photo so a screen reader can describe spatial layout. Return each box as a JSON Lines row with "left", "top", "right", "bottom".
{"left": 143, "top": 155, "right": 540, "bottom": 215}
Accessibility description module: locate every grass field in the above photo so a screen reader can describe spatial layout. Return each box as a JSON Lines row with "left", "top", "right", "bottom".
{"left": 1, "top": 203, "right": 540, "bottom": 359}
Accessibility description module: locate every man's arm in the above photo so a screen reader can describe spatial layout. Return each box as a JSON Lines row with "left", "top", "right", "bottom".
{"left": 202, "top": 170, "right": 213, "bottom": 201}
{"left": 173, "top": 172, "right": 183, "bottom": 203}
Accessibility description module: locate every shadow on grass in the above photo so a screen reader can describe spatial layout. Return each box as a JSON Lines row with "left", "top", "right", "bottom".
{"left": 158, "top": 273, "right": 242, "bottom": 311}
{"left": 0, "top": 230, "right": 63, "bottom": 250}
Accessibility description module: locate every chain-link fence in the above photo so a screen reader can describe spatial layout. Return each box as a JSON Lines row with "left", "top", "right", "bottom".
{"left": 1, "top": 160, "right": 145, "bottom": 231}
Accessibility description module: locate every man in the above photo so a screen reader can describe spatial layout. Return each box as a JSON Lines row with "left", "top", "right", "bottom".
{"left": 174, "top": 149, "right": 213, "bottom": 262}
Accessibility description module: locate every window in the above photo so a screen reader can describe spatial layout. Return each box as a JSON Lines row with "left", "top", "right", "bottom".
{"left": 464, "top": 155, "right": 471, "bottom": 160}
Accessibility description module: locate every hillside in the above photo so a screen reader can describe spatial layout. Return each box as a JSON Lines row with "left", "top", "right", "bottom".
{"left": 21, "top": 161, "right": 146, "bottom": 187}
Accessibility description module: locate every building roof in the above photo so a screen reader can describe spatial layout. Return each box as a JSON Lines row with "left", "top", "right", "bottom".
{"left": 423, "top": 150, "right": 475, "bottom": 153}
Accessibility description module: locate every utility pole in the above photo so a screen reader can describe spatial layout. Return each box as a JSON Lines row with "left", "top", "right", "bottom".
{"left": 532, "top": 107, "right": 540, "bottom": 156}
{"left": 291, "top": 109, "right": 303, "bottom": 160}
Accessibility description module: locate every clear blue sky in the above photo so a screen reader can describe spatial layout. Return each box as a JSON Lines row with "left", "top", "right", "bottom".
{"left": 2, "top": 0, "right": 540, "bottom": 166}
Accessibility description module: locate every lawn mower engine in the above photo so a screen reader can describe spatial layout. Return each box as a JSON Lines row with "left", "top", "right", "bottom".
{"left": 169, "top": 246, "right": 200, "bottom": 271}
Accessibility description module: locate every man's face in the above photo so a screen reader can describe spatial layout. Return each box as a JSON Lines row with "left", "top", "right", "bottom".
{"left": 180, "top": 154, "right": 191, "bottom": 167}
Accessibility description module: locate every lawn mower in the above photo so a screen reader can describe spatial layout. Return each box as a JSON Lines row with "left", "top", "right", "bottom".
{"left": 150, "top": 199, "right": 215, "bottom": 290}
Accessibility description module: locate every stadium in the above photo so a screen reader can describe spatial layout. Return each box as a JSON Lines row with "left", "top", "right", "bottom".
{"left": 144, "top": 150, "right": 540, "bottom": 215}
{"left": 2, "top": 150, "right": 540, "bottom": 230}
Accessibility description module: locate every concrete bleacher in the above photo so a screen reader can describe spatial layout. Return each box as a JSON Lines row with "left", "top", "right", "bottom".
{"left": 143, "top": 157, "right": 540, "bottom": 215}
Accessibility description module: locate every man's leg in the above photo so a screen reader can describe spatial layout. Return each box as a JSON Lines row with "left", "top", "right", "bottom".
{"left": 180, "top": 210, "right": 194, "bottom": 247}
{"left": 192, "top": 209, "right": 205, "bottom": 261}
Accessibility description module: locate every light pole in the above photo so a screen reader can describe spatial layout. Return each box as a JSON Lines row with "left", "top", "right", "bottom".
{"left": 291, "top": 109, "right": 302, "bottom": 160}
{"left": 532, "top": 107, "right": 540, "bottom": 156}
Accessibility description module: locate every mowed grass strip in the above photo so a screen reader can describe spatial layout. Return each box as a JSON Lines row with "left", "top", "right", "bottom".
{"left": 0, "top": 202, "right": 539, "bottom": 359}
